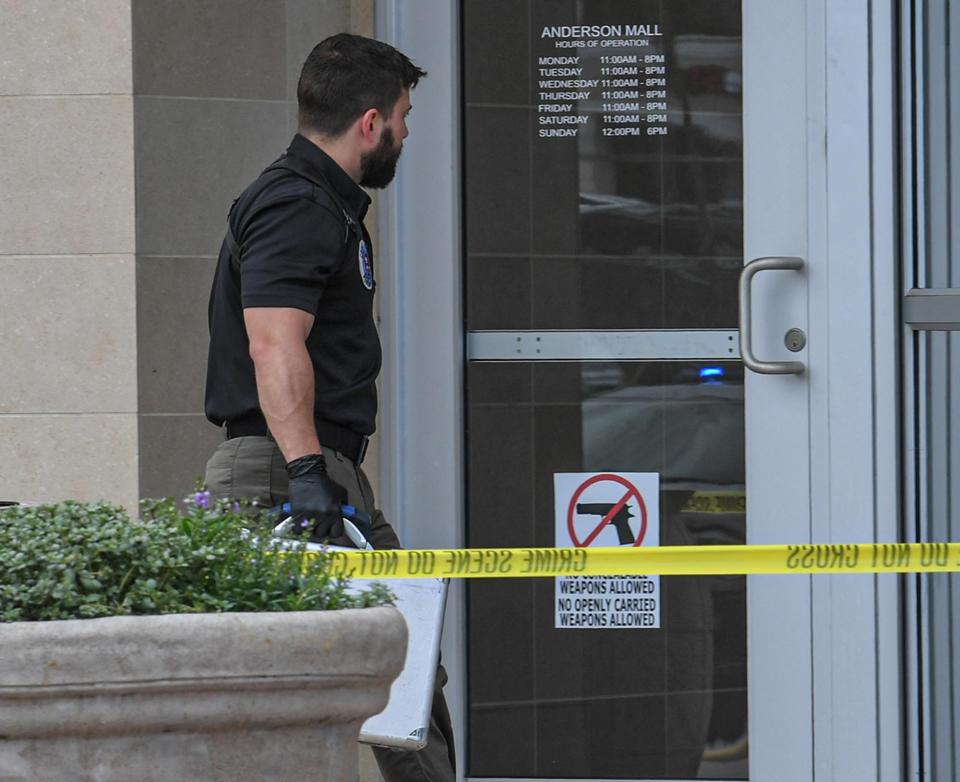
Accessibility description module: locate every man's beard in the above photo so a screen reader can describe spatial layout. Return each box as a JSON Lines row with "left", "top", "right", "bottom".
{"left": 359, "top": 126, "right": 402, "bottom": 189}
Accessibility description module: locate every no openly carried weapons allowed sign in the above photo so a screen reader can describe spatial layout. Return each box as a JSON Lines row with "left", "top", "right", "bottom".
{"left": 554, "top": 472, "right": 660, "bottom": 629}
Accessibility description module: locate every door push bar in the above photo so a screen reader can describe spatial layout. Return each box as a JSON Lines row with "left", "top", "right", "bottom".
{"left": 739, "top": 256, "right": 806, "bottom": 375}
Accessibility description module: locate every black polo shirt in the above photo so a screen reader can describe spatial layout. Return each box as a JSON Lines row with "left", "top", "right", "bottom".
{"left": 204, "top": 135, "right": 381, "bottom": 436}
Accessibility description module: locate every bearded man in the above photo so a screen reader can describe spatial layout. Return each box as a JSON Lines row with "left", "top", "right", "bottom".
{"left": 202, "top": 33, "right": 455, "bottom": 782}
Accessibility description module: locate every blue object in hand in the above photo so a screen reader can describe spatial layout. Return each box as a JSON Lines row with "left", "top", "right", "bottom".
{"left": 281, "top": 502, "right": 373, "bottom": 538}
{"left": 340, "top": 504, "right": 374, "bottom": 539}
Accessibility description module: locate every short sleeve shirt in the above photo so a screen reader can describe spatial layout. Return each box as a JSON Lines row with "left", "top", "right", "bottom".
{"left": 204, "top": 135, "right": 381, "bottom": 435}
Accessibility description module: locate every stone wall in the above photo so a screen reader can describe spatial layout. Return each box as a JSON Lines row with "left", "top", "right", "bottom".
{"left": 0, "top": 0, "right": 381, "bottom": 512}
{"left": 0, "top": 1, "right": 138, "bottom": 509}
{"left": 135, "top": 0, "right": 380, "bottom": 502}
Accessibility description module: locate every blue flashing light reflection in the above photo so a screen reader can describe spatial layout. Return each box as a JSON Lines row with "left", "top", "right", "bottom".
{"left": 699, "top": 367, "right": 725, "bottom": 380}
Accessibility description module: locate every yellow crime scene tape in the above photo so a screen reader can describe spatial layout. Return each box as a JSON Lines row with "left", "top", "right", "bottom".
{"left": 314, "top": 542, "right": 960, "bottom": 580}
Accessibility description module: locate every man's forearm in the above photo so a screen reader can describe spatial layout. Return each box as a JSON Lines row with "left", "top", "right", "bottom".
{"left": 250, "top": 341, "right": 321, "bottom": 461}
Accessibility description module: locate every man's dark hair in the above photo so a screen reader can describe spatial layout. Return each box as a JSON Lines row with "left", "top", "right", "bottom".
{"left": 297, "top": 33, "right": 427, "bottom": 138}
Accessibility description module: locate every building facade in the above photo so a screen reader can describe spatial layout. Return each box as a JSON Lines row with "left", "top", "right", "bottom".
{"left": 1, "top": 1, "right": 958, "bottom": 781}
{"left": 0, "top": 0, "right": 377, "bottom": 511}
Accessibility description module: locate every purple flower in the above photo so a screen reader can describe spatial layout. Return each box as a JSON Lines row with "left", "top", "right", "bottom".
{"left": 193, "top": 491, "right": 211, "bottom": 509}
{"left": 232, "top": 501, "right": 242, "bottom": 513}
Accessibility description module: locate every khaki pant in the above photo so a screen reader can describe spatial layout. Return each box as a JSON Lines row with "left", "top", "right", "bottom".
{"left": 205, "top": 436, "right": 456, "bottom": 782}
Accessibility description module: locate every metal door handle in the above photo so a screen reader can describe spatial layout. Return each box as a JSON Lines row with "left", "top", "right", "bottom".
{"left": 739, "top": 256, "right": 806, "bottom": 375}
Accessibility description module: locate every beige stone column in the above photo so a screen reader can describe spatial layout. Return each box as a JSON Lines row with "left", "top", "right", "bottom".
{"left": 0, "top": 1, "right": 138, "bottom": 509}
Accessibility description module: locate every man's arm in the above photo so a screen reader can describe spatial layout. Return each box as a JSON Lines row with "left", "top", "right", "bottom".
{"left": 236, "top": 199, "right": 348, "bottom": 541}
{"left": 245, "top": 305, "right": 347, "bottom": 540}
{"left": 244, "top": 306, "right": 321, "bottom": 462}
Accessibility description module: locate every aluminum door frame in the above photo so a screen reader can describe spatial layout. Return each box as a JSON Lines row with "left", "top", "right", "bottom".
{"left": 375, "top": 1, "right": 467, "bottom": 776}
{"left": 745, "top": 0, "right": 902, "bottom": 779}
{"left": 900, "top": 0, "right": 960, "bottom": 774}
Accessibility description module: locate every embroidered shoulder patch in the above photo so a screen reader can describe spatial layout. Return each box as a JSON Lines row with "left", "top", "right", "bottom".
{"left": 358, "top": 239, "right": 374, "bottom": 290}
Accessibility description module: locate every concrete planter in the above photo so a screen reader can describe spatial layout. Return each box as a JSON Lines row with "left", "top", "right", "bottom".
{"left": 0, "top": 607, "right": 406, "bottom": 782}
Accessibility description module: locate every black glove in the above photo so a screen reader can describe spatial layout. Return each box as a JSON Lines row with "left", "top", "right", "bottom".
{"left": 286, "top": 453, "right": 348, "bottom": 541}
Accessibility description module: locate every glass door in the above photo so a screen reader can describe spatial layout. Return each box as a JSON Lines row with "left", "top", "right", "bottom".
{"left": 378, "top": 0, "right": 899, "bottom": 778}
{"left": 463, "top": 1, "right": 747, "bottom": 777}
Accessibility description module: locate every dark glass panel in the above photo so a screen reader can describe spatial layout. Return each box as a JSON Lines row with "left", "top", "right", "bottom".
{"left": 467, "top": 256, "right": 532, "bottom": 331}
{"left": 464, "top": 0, "right": 743, "bottom": 331}
{"left": 466, "top": 362, "right": 746, "bottom": 778}
{"left": 465, "top": 106, "right": 531, "bottom": 256}
{"left": 463, "top": 0, "right": 531, "bottom": 106}
{"left": 463, "top": 0, "right": 746, "bottom": 775}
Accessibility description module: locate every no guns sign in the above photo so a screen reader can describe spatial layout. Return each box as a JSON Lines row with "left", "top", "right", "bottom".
{"left": 554, "top": 472, "right": 661, "bottom": 630}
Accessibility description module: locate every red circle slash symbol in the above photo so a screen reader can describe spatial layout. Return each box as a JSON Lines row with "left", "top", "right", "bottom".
{"left": 567, "top": 473, "right": 648, "bottom": 548}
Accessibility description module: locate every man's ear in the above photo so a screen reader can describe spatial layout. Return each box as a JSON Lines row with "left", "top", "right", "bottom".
{"left": 358, "top": 107, "right": 382, "bottom": 146}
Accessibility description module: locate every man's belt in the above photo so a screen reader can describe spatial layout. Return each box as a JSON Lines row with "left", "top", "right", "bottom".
{"left": 225, "top": 414, "right": 370, "bottom": 465}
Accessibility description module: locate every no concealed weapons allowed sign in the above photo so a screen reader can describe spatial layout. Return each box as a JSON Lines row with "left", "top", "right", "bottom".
{"left": 554, "top": 472, "right": 660, "bottom": 629}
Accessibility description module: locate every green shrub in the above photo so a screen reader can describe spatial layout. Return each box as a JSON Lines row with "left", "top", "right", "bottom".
{"left": 0, "top": 499, "right": 391, "bottom": 622}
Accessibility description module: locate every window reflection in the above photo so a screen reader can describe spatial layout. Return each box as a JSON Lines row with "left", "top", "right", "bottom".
{"left": 467, "top": 363, "right": 747, "bottom": 778}
{"left": 464, "top": 0, "right": 747, "bottom": 776}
